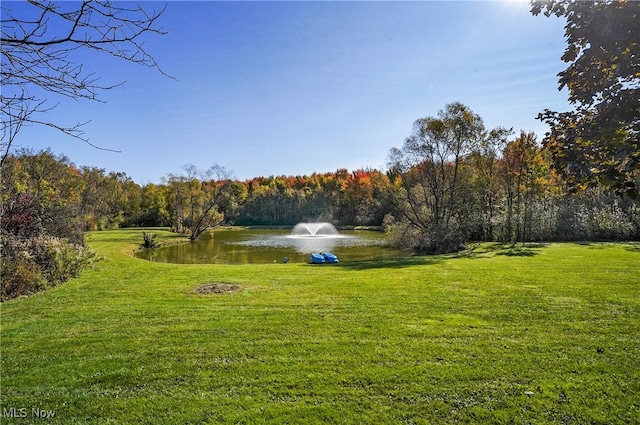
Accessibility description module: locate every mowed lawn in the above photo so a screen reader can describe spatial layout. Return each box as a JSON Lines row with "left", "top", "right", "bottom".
{"left": 1, "top": 229, "right": 639, "bottom": 424}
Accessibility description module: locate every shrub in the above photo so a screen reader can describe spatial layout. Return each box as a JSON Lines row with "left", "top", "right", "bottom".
{"left": 385, "top": 217, "right": 465, "bottom": 254}
{"left": 141, "top": 231, "right": 159, "bottom": 249}
{"left": 591, "top": 202, "right": 635, "bottom": 241}
{"left": 0, "top": 251, "right": 48, "bottom": 300}
{"left": 1, "top": 233, "right": 96, "bottom": 301}
{"left": 1, "top": 193, "right": 43, "bottom": 238}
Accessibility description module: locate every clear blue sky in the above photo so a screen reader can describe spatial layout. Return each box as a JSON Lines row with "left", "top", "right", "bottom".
{"left": 7, "top": 0, "right": 570, "bottom": 184}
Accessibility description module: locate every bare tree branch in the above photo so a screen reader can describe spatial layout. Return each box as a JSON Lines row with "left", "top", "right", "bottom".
{"left": 1, "top": 0, "right": 169, "bottom": 164}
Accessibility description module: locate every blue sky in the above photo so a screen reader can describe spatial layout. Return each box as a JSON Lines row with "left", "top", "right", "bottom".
{"left": 6, "top": 1, "right": 570, "bottom": 184}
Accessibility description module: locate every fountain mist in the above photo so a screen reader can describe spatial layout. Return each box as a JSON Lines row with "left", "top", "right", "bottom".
{"left": 290, "top": 222, "right": 340, "bottom": 237}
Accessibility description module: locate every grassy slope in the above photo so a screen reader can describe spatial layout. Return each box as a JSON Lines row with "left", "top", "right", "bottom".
{"left": 1, "top": 229, "right": 639, "bottom": 424}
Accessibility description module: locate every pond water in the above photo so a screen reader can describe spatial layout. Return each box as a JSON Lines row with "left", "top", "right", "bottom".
{"left": 135, "top": 227, "right": 408, "bottom": 264}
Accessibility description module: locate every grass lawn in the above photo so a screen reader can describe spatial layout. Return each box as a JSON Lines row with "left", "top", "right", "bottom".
{"left": 1, "top": 229, "right": 639, "bottom": 424}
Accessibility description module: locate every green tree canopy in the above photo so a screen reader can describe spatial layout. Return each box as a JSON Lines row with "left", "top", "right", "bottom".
{"left": 387, "top": 102, "right": 486, "bottom": 253}
{"left": 532, "top": 0, "right": 640, "bottom": 197}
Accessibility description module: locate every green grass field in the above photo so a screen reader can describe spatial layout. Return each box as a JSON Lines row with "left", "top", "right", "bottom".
{"left": 2, "top": 229, "right": 639, "bottom": 424}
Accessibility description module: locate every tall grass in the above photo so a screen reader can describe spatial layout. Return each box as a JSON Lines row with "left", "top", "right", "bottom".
{"left": 1, "top": 229, "right": 638, "bottom": 424}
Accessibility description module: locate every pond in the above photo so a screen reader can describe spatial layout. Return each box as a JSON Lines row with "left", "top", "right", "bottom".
{"left": 135, "top": 227, "right": 408, "bottom": 264}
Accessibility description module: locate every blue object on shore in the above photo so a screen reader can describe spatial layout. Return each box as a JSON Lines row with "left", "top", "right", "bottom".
{"left": 310, "top": 253, "right": 326, "bottom": 264}
{"left": 310, "top": 252, "right": 339, "bottom": 264}
{"left": 322, "top": 252, "right": 339, "bottom": 263}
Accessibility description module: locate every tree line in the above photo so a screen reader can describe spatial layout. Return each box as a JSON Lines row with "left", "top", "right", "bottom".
{"left": 3, "top": 119, "right": 639, "bottom": 240}
{"left": 0, "top": 149, "right": 394, "bottom": 232}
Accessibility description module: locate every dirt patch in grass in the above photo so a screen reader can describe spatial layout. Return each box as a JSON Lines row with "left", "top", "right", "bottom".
{"left": 196, "top": 282, "right": 241, "bottom": 294}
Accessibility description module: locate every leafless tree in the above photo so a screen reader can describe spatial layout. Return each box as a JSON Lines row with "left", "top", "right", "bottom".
{"left": 1, "top": 0, "right": 168, "bottom": 165}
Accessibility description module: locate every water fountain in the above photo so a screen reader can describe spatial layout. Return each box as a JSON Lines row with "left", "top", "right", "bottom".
{"left": 289, "top": 222, "right": 340, "bottom": 238}
{"left": 288, "top": 222, "right": 342, "bottom": 263}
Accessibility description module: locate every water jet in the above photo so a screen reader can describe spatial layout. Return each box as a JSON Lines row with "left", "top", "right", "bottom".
{"left": 290, "top": 222, "right": 340, "bottom": 238}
